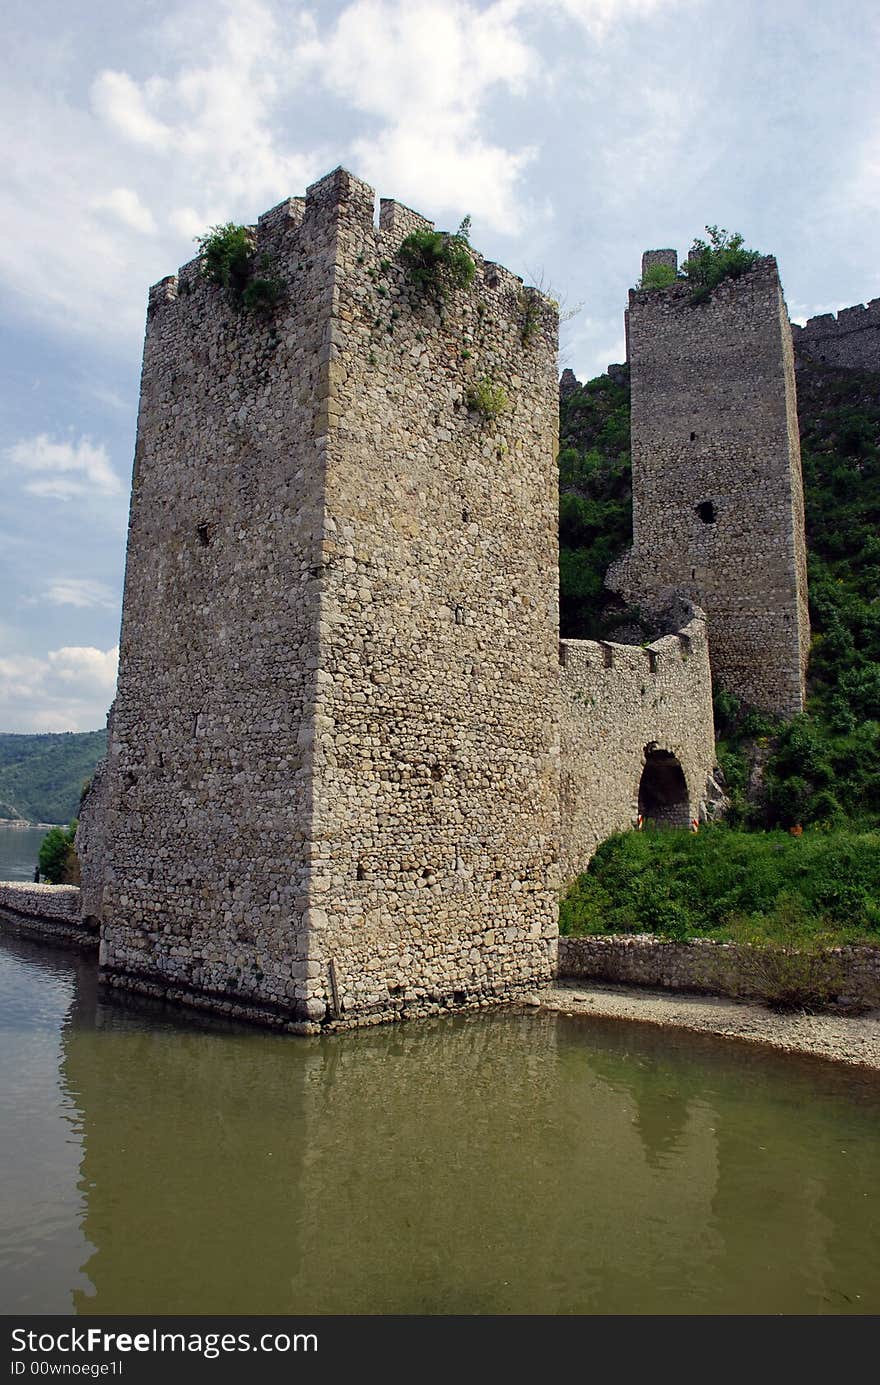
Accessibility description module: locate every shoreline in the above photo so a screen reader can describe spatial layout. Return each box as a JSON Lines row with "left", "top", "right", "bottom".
{"left": 544, "top": 980, "right": 880, "bottom": 1071}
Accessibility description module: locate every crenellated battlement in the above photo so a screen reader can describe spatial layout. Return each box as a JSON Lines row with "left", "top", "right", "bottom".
{"left": 791, "top": 297, "right": 880, "bottom": 371}
{"left": 144, "top": 168, "right": 555, "bottom": 368}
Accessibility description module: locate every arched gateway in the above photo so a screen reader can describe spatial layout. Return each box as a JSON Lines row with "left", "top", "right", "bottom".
{"left": 638, "top": 747, "right": 690, "bottom": 828}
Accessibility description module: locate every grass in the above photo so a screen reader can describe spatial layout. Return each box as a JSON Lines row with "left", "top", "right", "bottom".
{"left": 559, "top": 824, "right": 880, "bottom": 947}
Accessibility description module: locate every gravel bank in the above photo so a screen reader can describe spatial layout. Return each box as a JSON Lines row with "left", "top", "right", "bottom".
{"left": 545, "top": 980, "right": 880, "bottom": 1071}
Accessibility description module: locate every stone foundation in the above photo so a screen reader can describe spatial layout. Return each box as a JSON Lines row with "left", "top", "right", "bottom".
{"left": 0, "top": 882, "right": 96, "bottom": 950}
{"left": 558, "top": 934, "right": 880, "bottom": 1011}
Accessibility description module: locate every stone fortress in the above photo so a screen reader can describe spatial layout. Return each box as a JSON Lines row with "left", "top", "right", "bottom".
{"left": 75, "top": 168, "right": 810, "bottom": 1032}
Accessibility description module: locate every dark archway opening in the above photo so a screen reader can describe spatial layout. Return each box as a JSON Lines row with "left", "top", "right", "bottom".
{"left": 638, "top": 748, "right": 690, "bottom": 828}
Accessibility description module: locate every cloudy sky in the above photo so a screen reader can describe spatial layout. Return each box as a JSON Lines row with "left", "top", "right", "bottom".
{"left": 1, "top": 0, "right": 878, "bottom": 732}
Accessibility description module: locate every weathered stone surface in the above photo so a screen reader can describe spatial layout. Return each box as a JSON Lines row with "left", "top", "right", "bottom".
{"left": 0, "top": 881, "right": 95, "bottom": 949}
{"left": 90, "top": 168, "right": 562, "bottom": 1030}
{"left": 609, "top": 257, "right": 810, "bottom": 717}
{"left": 559, "top": 607, "right": 716, "bottom": 880}
{"left": 791, "top": 299, "right": 880, "bottom": 373}
{"left": 558, "top": 935, "right": 880, "bottom": 1011}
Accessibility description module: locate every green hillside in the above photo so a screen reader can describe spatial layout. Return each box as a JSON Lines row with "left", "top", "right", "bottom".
{"left": 0, "top": 731, "right": 108, "bottom": 824}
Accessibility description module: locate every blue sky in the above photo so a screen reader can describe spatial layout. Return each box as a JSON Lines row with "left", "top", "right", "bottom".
{"left": 2, "top": 0, "right": 878, "bottom": 731}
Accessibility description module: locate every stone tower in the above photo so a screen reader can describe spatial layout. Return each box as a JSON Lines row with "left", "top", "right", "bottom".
{"left": 609, "top": 251, "right": 810, "bottom": 717}
{"left": 95, "top": 168, "right": 560, "bottom": 1030}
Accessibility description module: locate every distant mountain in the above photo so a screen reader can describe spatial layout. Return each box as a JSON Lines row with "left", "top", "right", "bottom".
{"left": 0, "top": 731, "right": 108, "bottom": 824}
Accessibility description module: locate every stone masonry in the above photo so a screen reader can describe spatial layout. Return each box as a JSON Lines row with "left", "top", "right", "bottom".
{"left": 791, "top": 299, "right": 880, "bottom": 373}
{"left": 92, "top": 169, "right": 561, "bottom": 1032}
{"left": 559, "top": 605, "right": 716, "bottom": 881}
{"left": 609, "top": 252, "right": 810, "bottom": 717}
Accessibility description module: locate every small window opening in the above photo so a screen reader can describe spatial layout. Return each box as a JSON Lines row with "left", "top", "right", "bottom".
{"left": 696, "top": 500, "right": 716, "bottom": 524}
{"left": 690, "top": 431, "right": 697, "bottom": 442}
{"left": 647, "top": 649, "right": 658, "bottom": 674}
{"left": 196, "top": 522, "right": 212, "bottom": 546}
{"left": 356, "top": 863, "right": 365, "bottom": 881}
{"left": 454, "top": 604, "right": 464, "bottom": 625}
{"left": 600, "top": 642, "right": 613, "bottom": 669}
{"left": 462, "top": 509, "right": 470, "bottom": 523}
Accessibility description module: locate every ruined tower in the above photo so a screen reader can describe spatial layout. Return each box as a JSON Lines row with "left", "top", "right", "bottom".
{"left": 95, "top": 168, "right": 560, "bottom": 1030}
{"left": 609, "top": 252, "right": 810, "bottom": 717}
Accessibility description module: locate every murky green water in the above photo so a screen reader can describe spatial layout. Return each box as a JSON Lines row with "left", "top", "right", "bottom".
{"left": 1, "top": 931, "right": 879, "bottom": 1315}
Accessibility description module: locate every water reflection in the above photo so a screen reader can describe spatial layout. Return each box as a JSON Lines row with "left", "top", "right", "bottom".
{"left": 2, "top": 931, "right": 879, "bottom": 1315}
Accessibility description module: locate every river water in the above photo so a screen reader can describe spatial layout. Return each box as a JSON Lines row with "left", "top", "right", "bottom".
{"left": 1, "top": 929, "right": 879, "bottom": 1315}
{"left": 0, "top": 824, "right": 48, "bottom": 881}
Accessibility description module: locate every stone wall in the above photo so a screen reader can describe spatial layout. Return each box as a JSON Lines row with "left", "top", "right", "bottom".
{"left": 559, "top": 608, "right": 717, "bottom": 882}
{"left": 791, "top": 300, "right": 880, "bottom": 373}
{"left": 609, "top": 254, "right": 810, "bottom": 718}
{"left": 557, "top": 934, "right": 880, "bottom": 1010}
{"left": 94, "top": 168, "right": 560, "bottom": 1031}
{"left": 0, "top": 881, "right": 95, "bottom": 947}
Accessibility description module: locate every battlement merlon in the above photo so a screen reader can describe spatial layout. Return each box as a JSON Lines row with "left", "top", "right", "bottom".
{"left": 144, "top": 168, "right": 558, "bottom": 326}
{"left": 641, "top": 249, "right": 678, "bottom": 279}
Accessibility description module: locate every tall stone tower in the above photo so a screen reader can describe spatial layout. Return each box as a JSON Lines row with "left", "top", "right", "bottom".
{"left": 95, "top": 168, "right": 560, "bottom": 1030}
{"left": 609, "top": 252, "right": 810, "bottom": 716}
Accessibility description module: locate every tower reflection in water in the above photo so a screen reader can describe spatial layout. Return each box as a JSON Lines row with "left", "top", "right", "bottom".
{"left": 3, "top": 931, "right": 878, "bottom": 1314}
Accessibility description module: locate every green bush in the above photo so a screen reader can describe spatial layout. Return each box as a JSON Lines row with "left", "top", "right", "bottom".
{"left": 38, "top": 822, "right": 79, "bottom": 885}
{"left": 639, "top": 262, "right": 677, "bottom": 290}
{"left": 195, "top": 226, "right": 284, "bottom": 316}
{"left": 681, "top": 226, "right": 761, "bottom": 303}
{"left": 559, "top": 824, "right": 880, "bottom": 945}
{"left": 195, "top": 223, "right": 253, "bottom": 298}
{"left": 465, "top": 375, "right": 507, "bottom": 421}
{"left": 399, "top": 217, "right": 475, "bottom": 300}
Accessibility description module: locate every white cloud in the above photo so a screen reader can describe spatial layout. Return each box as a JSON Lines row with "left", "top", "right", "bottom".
{"left": 5, "top": 435, "right": 122, "bottom": 500}
{"left": 543, "top": 0, "right": 679, "bottom": 37}
{"left": 94, "top": 187, "right": 157, "bottom": 234}
{"left": 0, "top": 646, "right": 117, "bottom": 733}
{"left": 48, "top": 645, "right": 119, "bottom": 689}
{"left": 305, "top": 0, "right": 540, "bottom": 232}
{"left": 44, "top": 579, "right": 118, "bottom": 610}
{"left": 91, "top": 71, "right": 172, "bottom": 150}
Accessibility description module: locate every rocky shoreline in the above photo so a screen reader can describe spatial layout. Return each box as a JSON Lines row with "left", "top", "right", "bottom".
{"left": 545, "top": 980, "right": 880, "bottom": 1071}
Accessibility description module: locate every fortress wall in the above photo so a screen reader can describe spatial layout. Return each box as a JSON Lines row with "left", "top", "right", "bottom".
{"left": 97, "top": 182, "right": 338, "bottom": 1020}
{"left": 610, "top": 257, "right": 809, "bottom": 717}
{"left": 559, "top": 613, "right": 716, "bottom": 883}
{"left": 95, "top": 169, "right": 560, "bottom": 1029}
{"left": 791, "top": 299, "right": 880, "bottom": 372}
{"left": 302, "top": 171, "right": 561, "bottom": 1022}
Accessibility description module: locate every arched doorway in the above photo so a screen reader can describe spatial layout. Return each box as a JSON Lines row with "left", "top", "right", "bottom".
{"left": 638, "top": 747, "right": 690, "bottom": 828}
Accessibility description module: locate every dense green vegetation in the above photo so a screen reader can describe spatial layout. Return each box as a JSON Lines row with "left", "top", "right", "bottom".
{"left": 195, "top": 223, "right": 284, "bottom": 315}
{"left": 0, "top": 731, "right": 107, "bottom": 824}
{"left": 398, "top": 217, "right": 475, "bottom": 300}
{"left": 560, "top": 825, "right": 880, "bottom": 946}
{"left": 638, "top": 226, "right": 762, "bottom": 303}
{"left": 558, "top": 369, "right": 636, "bottom": 639}
{"left": 38, "top": 822, "right": 79, "bottom": 884}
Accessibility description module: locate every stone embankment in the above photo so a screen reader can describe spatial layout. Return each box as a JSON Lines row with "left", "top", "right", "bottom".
{"left": 557, "top": 933, "right": 880, "bottom": 1010}
{"left": 0, "top": 882, "right": 96, "bottom": 949}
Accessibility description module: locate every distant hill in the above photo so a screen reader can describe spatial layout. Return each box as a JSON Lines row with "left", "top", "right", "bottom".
{"left": 0, "top": 731, "right": 108, "bottom": 824}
